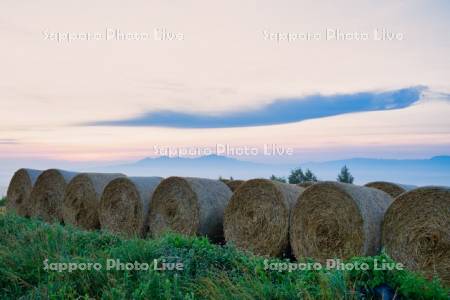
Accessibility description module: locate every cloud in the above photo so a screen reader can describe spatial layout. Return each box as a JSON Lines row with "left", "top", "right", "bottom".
{"left": 86, "top": 86, "right": 425, "bottom": 129}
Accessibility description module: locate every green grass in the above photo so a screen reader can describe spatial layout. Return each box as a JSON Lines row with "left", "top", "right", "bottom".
{"left": 0, "top": 213, "right": 448, "bottom": 299}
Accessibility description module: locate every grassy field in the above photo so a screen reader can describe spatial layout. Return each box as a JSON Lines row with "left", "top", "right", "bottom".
{"left": 0, "top": 213, "right": 448, "bottom": 299}
{"left": 0, "top": 197, "right": 5, "bottom": 214}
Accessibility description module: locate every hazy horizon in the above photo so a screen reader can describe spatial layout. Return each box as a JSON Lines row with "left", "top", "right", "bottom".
{"left": 1, "top": 153, "right": 449, "bottom": 196}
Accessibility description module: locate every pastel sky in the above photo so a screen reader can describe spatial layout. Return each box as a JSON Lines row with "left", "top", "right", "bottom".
{"left": 1, "top": 0, "right": 450, "bottom": 167}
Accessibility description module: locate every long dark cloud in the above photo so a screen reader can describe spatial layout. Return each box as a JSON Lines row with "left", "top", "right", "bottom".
{"left": 86, "top": 86, "right": 425, "bottom": 128}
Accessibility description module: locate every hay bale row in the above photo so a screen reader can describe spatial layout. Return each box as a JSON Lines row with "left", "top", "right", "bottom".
{"left": 30, "top": 169, "right": 79, "bottom": 223}
{"left": 365, "top": 181, "right": 415, "bottom": 198}
{"left": 8, "top": 169, "right": 232, "bottom": 241}
{"left": 148, "top": 177, "right": 232, "bottom": 242}
{"left": 290, "top": 181, "right": 393, "bottom": 262}
{"left": 6, "top": 168, "right": 42, "bottom": 217}
{"left": 224, "top": 179, "right": 304, "bottom": 256}
{"left": 6, "top": 167, "right": 449, "bottom": 285}
{"left": 63, "top": 173, "right": 125, "bottom": 230}
{"left": 382, "top": 186, "right": 450, "bottom": 286}
{"left": 99, "top": 176, "right": 163, "bottom": 237}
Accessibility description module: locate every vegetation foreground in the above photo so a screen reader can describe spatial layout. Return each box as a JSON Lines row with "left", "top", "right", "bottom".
{"left": 0, "top": 213, "right": 448, "bottom": 299}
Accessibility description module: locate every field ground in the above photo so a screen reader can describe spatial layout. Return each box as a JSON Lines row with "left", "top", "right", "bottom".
{"left": 0, "top": 212, "right": 448, "bottom": 299}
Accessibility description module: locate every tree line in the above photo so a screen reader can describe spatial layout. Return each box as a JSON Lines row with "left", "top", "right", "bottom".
{"left": 270, "top": 165, "right": 354, "bottom": 184}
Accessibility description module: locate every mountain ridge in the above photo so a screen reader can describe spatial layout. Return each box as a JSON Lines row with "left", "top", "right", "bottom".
{"left": 96, "top": 155, "right": 450, "bottom": 186}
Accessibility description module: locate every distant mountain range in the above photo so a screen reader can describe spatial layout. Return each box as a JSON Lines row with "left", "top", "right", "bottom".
{"left": 96, "top": 155, "right": 450, "bottom": 186}
{"left": 1, "top": 155, "right": 448, "bottom": 196}
{"left": 97, "top": 154, "right": 284, "bottom": 179}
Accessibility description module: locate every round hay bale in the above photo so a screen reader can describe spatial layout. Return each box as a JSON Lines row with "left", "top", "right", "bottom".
{"left": 297, "top": 181, "right": 318, "bottom": 188}
{"left": 30, "top": 169, "right": 78, "bottom": 223}
{"left": 225, "top": 180, "right": 245, "bottom": 192}
{"left": 365, "top": 181, "right": 415, "bottom": 198}
{"left": 62, "top": 172, "right": 125, "bottom": 230}
{"left": 382, "top": 186, "right": 450, "bottom": 285}
{"left": 224, "top": 179, "right": 304, "bottom": 257}
{"left": 290, "top": 181, "right": 392, "bottom": 262}
{"left": 148, "top": 177, "right": 232, "bottom": 242}
{"left": 6, "top": 168, "right": 42, "bottom": 217}
{"left": 99, "top": 176, "right": 163, "bottom": 238}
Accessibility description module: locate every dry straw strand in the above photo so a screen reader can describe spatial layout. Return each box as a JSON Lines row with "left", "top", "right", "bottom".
{"left": 30, "top": 169, "right": 78, "bottom": 223}
{"left": 224, "top": 178, "right": 304, "bottom": 257}
{"left": 297, "top": 181, "right": 318, "bottom": 188}
{"left": 365, "top": 181, "right": 415, "bottom": 198}
{"left": 148, "top": 177, "right": 232, "bottom": 242}
{"left": 63, "top": 173, "right": 125, "bottom": 230}
{"left": 99, "top": 176, "right": 163, "bottom": 238}
{"left": 6, "top": 168, "right": 42, "bottom": 217}
{"left": 290, "top": 181, "right": 392, "bottom": 262}
{"left": 382, "top": 186, "right": 450, "bottom": 286}
{"left": 225, "top": 180, "right": 245, "bottom": 192}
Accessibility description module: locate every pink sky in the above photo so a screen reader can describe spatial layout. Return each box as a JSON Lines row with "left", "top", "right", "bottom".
{"left": 1, "top": 0, "right": 450, "bottom": 164}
